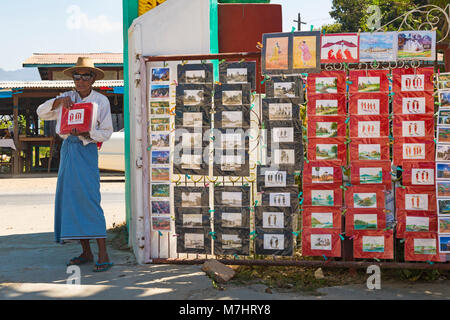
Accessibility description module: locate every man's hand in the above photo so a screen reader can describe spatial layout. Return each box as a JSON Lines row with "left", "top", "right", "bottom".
{"left": 70, "top": 128, "right": 90, "bottom": 139}
{"left": 52, "top": 96, "right": 73, "bottom": 110}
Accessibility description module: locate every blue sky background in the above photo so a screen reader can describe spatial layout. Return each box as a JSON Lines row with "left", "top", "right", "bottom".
{"left": 0, "top": 0, "right": 334, "bottom": 71}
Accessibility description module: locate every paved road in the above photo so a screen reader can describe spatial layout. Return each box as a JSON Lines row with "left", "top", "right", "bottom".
{"left": 0, "top": 176, "right": 449, "bottom": 300}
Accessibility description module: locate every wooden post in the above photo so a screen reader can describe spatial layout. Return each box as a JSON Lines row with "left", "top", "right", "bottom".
{"left": 12, "top": 94, "right": 19, "bottom": 175}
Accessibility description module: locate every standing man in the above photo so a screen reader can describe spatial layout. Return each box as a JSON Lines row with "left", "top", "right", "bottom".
{"left": 37, "top": 57, "right": 114, "bottom": 272}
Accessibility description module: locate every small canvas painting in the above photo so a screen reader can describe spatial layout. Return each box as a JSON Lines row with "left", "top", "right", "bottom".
{"left": 401, "top": 74, "right": 425, "bottom": 92}
{"left": 315, "top": 77, "right": 337, "bottom": 94}
{"left": 357, "top": 99, "right": 380, "bottom": 115}
{"left": 269, "top": 192, "right": 290, "bottom": 207}
{"left": 320, "top": 34, "right": 359, "bottom": 63}
{"left": 440, "top": 236, "right": 450, "bottom": 253}
{"left": 183, "top": 112, "right": 203, "bottom": 127}
{"left": 405, "top": 194, "right": 428, "bottom": 210}
{"left": 311, "top": 190, "right": 334, "bottom": 206}
{"left": 184, "top": 233, "right": 204, "bottom": 249}
{"left": 182, "top": 214, "right": 203, "bottom": 228}
{"left": 438, "top": 199, "right": 450, "bottom": 215}
{"left": 403, "top": 143, "right": 425, "bottom": 160}
{"left": 316, "top": 122, "right": 338, "bottom": 138}
{"left": 293, "top": 35, "right": 318, "bottom": 69}
{"left": 358, "top": 144, "right": 381, "bottom": 160}
{"left": 181, "top": 192, "right": 202, "bottom": 207}
{"left": 185, "top": 70, "right": 206, "bottom": 84}
{"left": 436, "top": 145, "right": 450, "bottom": 161}
{"left": 437, "top": 181, "right": 450, "bottom": 197}
{"left": 397, "top": 31, "right": 435, "bottom": 60}
{"left": 414, "top": 238, "right": 437, "bottom": 255}
{"left": 315, "top": 144, "right": 338, "bottom": 160}
{"left": 184, "top": 90, "right": 203, "bottom": 106}
{"left": 151, "top": 216, "right": 171, "bottom": 231}
{"left": 265, "top": 171, "right": 287, "bottom": 187}
{"left": 439, "top": 91, "right": 450, "bottom": 109}
{"left": 353, "top": 193, "right": 377, "bottom": 208}
{"left": 411, "top": 169, "right": 434, "bottom": 185}
{"left": 354, "top": 214, "right": 377, "bottom": 230}
{"left": 402, "top": 121, "right": 425, "bottom": 137}
{"left": 274, "top": 82, "right": 296, "bottom": 98}
{"left": 222, "top": 191, "right": 242, "bottom": 207}
{"left": 222, "top": 234, "right": 242, "bottom": 250}
{"left": 406, "top": 216, "right": 429, "bottom": 232}
{"left": 357, "top": 77, "right": 381, "bottom": 92}
{"left": 269, "top": 103, "right": 292, "bottom": 120}
{"left": 311, "top": 234, "right": 332, "bottom": 250}
{"left": 264, "top": 37, "right": 289, "bottom": 71}
{"left": 263, "top": 211, "right": 284, "bottom": 229}
{"left": 362, "top": 236, "right": 385, "bottom": 252}
{"left": 358, "top": 121, "right": 380, "bottom": 138}
{"left": 311, "top": 167, "right": 334, "bottom": 184}
{"left": 315, "top": 99, "right": 338, "bottom": 115}
{"left": 226, "top": 68, "right": 248, "bottom": 84}
{"left": 272, "top": 127, "right": 294, "bottom": 143}
{"left": 151, "top": 68, "right": 170, "bottom": 82}
{"left": 402, "top": 97, "right": 426, "bottom": 114}
{"left": 438, "top": 127, "right": 450, "bottom": 143}
{"left": 264, "top": 234, "right": 285, "bottom": 250}
{"left": 222, "top": 212, "right": 242, "bottom": 228}
{"left": 437, "top": 163, "right": 450, "bottom": 179}
{"left": 274, "top": 149, "right": 295, "bottom": 165}
{"left": 359, "top": 32, "right": 396, "bottom": 62}
{"left": 359, "top": 167, "right": 382, "bottom": 184}
{"left": 151, "top": 84, "right": 170, "bottom": 99}
{"left": 222, "top": 111, "right": 243, "bottom": 128}
{"left": 311, "top": 212, "right": 333, "bottom": 228}
{"left": 222, "top": 90, "right": 243, "bottom": 105}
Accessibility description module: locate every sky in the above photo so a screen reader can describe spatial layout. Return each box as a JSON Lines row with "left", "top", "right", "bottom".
{"left": 0, "top": 0, "right": 334, "bottom": 71}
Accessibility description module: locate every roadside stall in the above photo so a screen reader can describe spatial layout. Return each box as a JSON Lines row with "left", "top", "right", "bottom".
{"left": 125, "top": 0, "right": 450, "bottom": 269}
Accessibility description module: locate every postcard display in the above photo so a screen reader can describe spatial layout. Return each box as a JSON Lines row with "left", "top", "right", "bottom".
{"left": 435, "top": 72, "right": 450, "bottom": 257}
{"left": 171, "top": 62, "right": 256, "bottom": 256}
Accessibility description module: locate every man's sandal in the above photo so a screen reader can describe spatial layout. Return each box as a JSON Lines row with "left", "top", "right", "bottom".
{"left": 67, "top": 256, "right": 93, "bottom": 266}
{"left": 93, "top": 262, "right": 114, "bottom": 272}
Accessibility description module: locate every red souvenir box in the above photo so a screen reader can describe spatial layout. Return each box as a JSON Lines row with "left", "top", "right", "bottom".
{"left": 353, "top": 230, "right": 394, "bottom": 260}
{"left": 392, "top": 67, "right": 434, "bottom": 93}
{"left": 396, "top": 210, "right": 438, "bottom": 239}
{"left": 345, "top": 208, "right": 386, "bottom": 237}
{"left": 59, "top": 102, "right": 95, "bottom": 135}
{"left": 393, "top": 137, "right": 435, "bottom": 166}
{"left": 401, "top": 161, "right": 435, "bottom": 187}
{"left": 348, "top": 92, "right": 389, "bottom": 116}
{"left": 307, "top": 115, "right": 346, "bottom": 139}
{"left": 307, "top": 137, "right": 347, "bottom": 165}
{"left": 349, "top": 138, "right": 390, "bottom": 162}
{"left": 393, "top": 91, "right": 434, "bottom": 115}
{"left": 301, "top": 228, "right": 342, "bottom": 258}
{"left": 396, "top": 186, "right": 437, "bottom": 212}
{"left": 302, "top": 160, "right": 343, "bottom": 186}
{"left": 350, "top": 160, "right": 392, "bottom": 189}
{"left": 302, "top": 206, "right": 342, "bottom": 230}
{"left": 344, "top": 185, "right": 386, "bottom": 209}
{"left": 404, "top": 232, "right": 441, "bottom": 262}
{"left": 349, "top": 115, "right": 390, "bottom": 138}
{"left": 306, "top": 93, "right": 346, "bottom": 116}
{"left": 303, "top": 184, "right": 343, "bottom": 207}
{"left": 306, "top": 71, "right": 347, "bottom": 95}
{"left": 392, "top": 115, "right": 434, "bottom": 138}
{"left": 348, "top": 69, "right": 390, "bottom": 93}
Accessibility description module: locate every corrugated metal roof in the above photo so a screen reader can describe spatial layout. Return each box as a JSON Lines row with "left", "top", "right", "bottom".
{"left": 23, "top": 53, "right": 123, "bottom": 66}
{"left": 0, "top": 80, "right": 124, "bottom": 89}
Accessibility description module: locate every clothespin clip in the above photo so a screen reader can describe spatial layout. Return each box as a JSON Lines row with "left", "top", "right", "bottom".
{"left": 163, "top": 61, "right": 168, "bottom": 67}
{"left": 298, "top": 192, "right": 303, "bottom": 199}
{"left": 242, "top": 183, "right": 249, "bottom": 188}
{"left": 426, "top": 260, "right": 434, "bottom": 265}
{"left": 209, "top": 231, "right": 217, "bottom": 240}
{"left": 310, "top": 25, "right": 314, "bottom": 31}
{"left": 181, "top": 60, "right": 188, "bottom": 66}
{"left": 201, "top": 60, "right": 207, "bottom": 64}
{"left": 322, "top": 255, "right": 328, "bottom": 261}
{"left": 292, "top": 231, "right": 300, "bottom": 237}
{"left": 256, "top": 160, "right": 262, "bottom": 165}
{"left": 304, "top": 159, "right": 310, "bottom": 164}
{"left": 209, "top": 209, "right": 215, "bottom": 213}
{"left": 344, "top": 138, "right": 352, "bottom": 145}
{"left": 388, "top": 92, "right": 395, "bottom": 97}
{"left": 398, "top": 184, "right": 406, "bottom": 189}
{"left": 400, "top": 239, "right": 405, "bottom": 243}
{"left": 233, "top": 254, "right": 240, "bottom": 259}
{"left": 291, "top": 26, "right": 296, "bottom": 33}
{"left": 204, "top": 183, "right": 209, "bottom": 188}
{"left": 262, "top": 144, "right": 267, "bottom": 149}
{"left": 158, "top": 231, "right": 163, "bottom": 236}
{"left": 341, "top": 208, "right": 347, "bottom": 216}
{"left": 435, "top": 101, "right": 442, "bottom": 106}
{"left": 340, "top": 185, "right": 348, "bottom": 191}
{"left": 214, "top": 182, "right": 221, "bottom": 187}
{"left": 250, "top": 104, "right": 255, "bottom": 111}
{"left": 346, "top": 80, "right": 353, "bottom": 85}
{"left": 396, "top": 166, "right": 403, "bottom": 172}
{"left": 210, "top": 136, "right": 215, "bottom": 141}
{"left": 345, "top": 116, "right": 350, "bottom": 124}
{"left": 254, "top": 200, "right": 259, "bottom": 206}
{"left": 349, "top": 235, "right": 355, "bottom": 240}
{"left": 256, "top": 41, "right": 263, "bottom": 50}
{"left": 219, "top": 59, "right": 226, "bottom": 65}
{"left": 374, "top": 258, "right": 380, "bottom": 262}
{"left": 299, "top": 198, "right": 304, "bottom": 205}
{"left": 339, "top": 234, "right": 345, "bottom": 241}
{"left": 185, "top": 173, "right": 191, "bottom": 180}
{"left": 239, "top": 58, "right": 245, "bottom": 63}
{"left": 147, "top": 144, "right": 152, "bottom": 151}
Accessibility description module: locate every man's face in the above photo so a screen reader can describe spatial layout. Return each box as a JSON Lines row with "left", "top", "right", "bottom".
{"left": 72, "top": 68, "right": 95, "bottom": 92}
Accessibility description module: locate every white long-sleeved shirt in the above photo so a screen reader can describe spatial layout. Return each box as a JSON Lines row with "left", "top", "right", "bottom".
{"left": 37, "top": 89, "right": 113, "bottom": 146}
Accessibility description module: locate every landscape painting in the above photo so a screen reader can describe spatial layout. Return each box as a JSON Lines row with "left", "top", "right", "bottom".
{"left": 357, "top": 77, "right": 381, "bottom": 92}
{"left": 226, "top": 68, "right": 248, "bottom": 84}
{"left": 150, "top": 101, "right": 170, "bottom": 116}
{"left": 315, "top": 77, "right": 337, "bottom": 93}
{"left": 353, "top": 193, "right": 377, "bottom": 208}
{"left": 151, "top": 84, "right": 170, "bottom": 99}
{"left": 151, "top": 201, "right": 170, "bottom": 215}
{"left": 220, "top": 155, "right": 243, "bottom": 171}
{"left": 274, "top": 82, "right": 296, "bottom": 98}
{"left": 354, "top": 214, "right": 377, "bottom": 230}
{"left": 439, "top": 217, "right": 450, "bottom": 234}
{"left": 316, "top": 122, "right": 338, "bottom": 138}
{"left": 150, "top": 117, "right": 170, "bottom": 131}
{"left": 438, "top": 110, "right": 450, "bottom": 125}
{"left": 358, "top": 144, "right": 381, "bottom": 160}
{"left": 184, "top": 233, "right": 204, "bottom": 249}
{"left": 180, "top": 154, "right": 202, "bottom": 170}
{"left": 437, "top": 163, "right": 450, "bottom": 179}
{"left": 438, "top": 127, "right": 450, "bottom": 143}
{"left": 438, "top": 199, "right": 450, "bottom": 215}
{"left": 414, "top": 238, "right": 437, "bottom": 255}
{"left": 151, "top": 133, "right": 170, "bottom": 148}
{"left": 436, "top": 145, "right": 450, "bottom": 161}
{"left": 185, "top": 70, "right": 206, "bottom": 84}
{"left": 222, "top": 191, "right": 242, "bottom": 207}
{"left": 315, "top": 99, "right": 339, "bottom": 115}
{"left": 397, "top": 31, "right": 435, "bottom": 60}
{"left": 359, "top": 32, "right": 397, "bottom": 62}
{"left": 362, "top": 236, "right": 385, "bottom": 252}
{"left": 151, "top": 67, "right": 170, "bottom": 82}
{"left": 315, "top": 144, "right": 338, "bottom": 160}
{"left": 182, "top": 214, "right": 203, "bottom": 228}
{"left": 269, "top": 103, "right": 292, "bottom": 120}
{"left": 184, "top": 90, "right": 203, "bottom": 106}
{"left": 222, "top": 90, "right": 243, "bottom": 105}
{"left": 151, "top": 150, "right": 170, "bottom": 165}
{"left": 311, "top": 190, "right": 334, "bottom": 206}
{"left": 222, "top": 111, "right": 243, "bottom": 128}
{"left": 151, "top": 167, "right": 170, "bottom": 181}
{"left": 439, "top": 91, "right": 450, "bottom": 108}
{"left": 406, "top": 216, "right": 429, "bottom": 232}
{"left": 222, "top": 234, "right": 242, "bottom": 250}
{"left": 311, "top": 167, "right": 334, "bottom": 183}
{"left": 440, "top": 236, "right": 450, "bottom": 253}
{"left": 222, "top": 212, "right": 242, "bottom": 228}
{"left": 437, "top": 181, "right": 450, "bottom": 197}
{"left": 359, "top": 167, "right": 382, "bottom": 184}
{"left": 310, "top": 234, "right": 332, "bottom": 251}
{"left": 181, "top": 191, "right": 202, "bottom": 207}
{"left": 311, "top": 212, "right": 333, "bottom": 228}
{"left": 151, "top": 216, "right": 171, "bottom": 231}
{"left": 183, "top": 112, "right": 203, "bottom": 127}
{"left": 151, "top": 184, "right": 170, "bottom": 198}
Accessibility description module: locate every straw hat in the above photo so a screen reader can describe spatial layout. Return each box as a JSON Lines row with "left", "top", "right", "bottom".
{"left": 63, "top": 57, "right": 105, "bottom": 80}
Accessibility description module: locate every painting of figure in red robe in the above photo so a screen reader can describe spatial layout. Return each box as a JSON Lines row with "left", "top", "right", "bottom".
{"left": 320, "top": 33, "right": 359, "bottom": 64}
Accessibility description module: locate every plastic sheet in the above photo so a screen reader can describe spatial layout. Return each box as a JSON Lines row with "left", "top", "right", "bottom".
{"left": 404, "top": 232, "right": 441, "bottom": 262}
{"left": 396, "top": 210, "right": 438, "bottom": 239}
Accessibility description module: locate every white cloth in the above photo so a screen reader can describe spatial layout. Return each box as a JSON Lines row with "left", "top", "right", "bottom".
{"left": 0, "top": 139, "right": 16, "bottom": 150}
{"left": 37, "top": 90, "right": 113, "bottom": 146}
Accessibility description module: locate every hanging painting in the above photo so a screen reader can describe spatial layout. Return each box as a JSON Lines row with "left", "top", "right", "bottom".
{"left": 359, "top": 32, "right": 397, "bottom": 62}
{"left": 320, "top": 33, "right": 359, "bottom": 64}
{"left": 397, "top": 31, "right": 436, "bottom": 61}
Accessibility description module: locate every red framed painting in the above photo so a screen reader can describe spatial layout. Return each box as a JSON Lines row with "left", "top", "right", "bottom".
{"left": 301, "top": 227, "right": 342, "bottom": 258}
{"left": 348, "top": 92, "right": 389, "bottom": 116}
{"left": 306, "top": 93, "right": 346, "bottom": 116}
{"left": 396, "top": 210, "right": 438, "bottom": 238}
{"left": 344, "top": 185, "right": 386, "bottom": 209}
{"left": 307, "top": 115, "right": 346, "bottom": 139}
{"left": 404, "top": 232, "right": 441, "bottom": 262}
{"left": 392, "top": 91, "right": 434, "bottom": 115}
{"left": 402, "top": 161, "right": 435, "bottom": 187}
{"left": 302, "top": 206, "right": 342, "bottom": 230}
{"left": 303, "top": 184, "right": 343, "bottom": 207}
{"left": 349, "top": 115, "right": 390, "bottom": 138}
{"left": 392, "top": 137, "right": 435, "bottom": 166}
{"left": 392, "top": 67, "right": 434, "bottom": 93}
{"left": 345, "top": 208, "right": 386, "bottom": 237}
{"left": 320, "top": 33, "right": 359, "bottom": 64}
{"left": 348, "top": 70, "right": 390, "bottom": 93}
{"left": 353, "top": 230, "right": 394, "bottom": 260}
{"left": 302, "top": 160, "right": 343, "bottom": 186}
{"left": 307, "top": 71, "right": 347, "bottom": 94}
{"left": 350, "top": 160, "right": 392, "bottom": 189}
{"left": 396, "top": 186, "right": 437, "bottom": 212}
{"left": 308, "top": 137, "right": 347, "bottom": 164}
{"left": 349, "top": 138, "right": 390, "bottom": 162}
{"left": 392, "top": 115, "right": 434, "bottom": 138}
